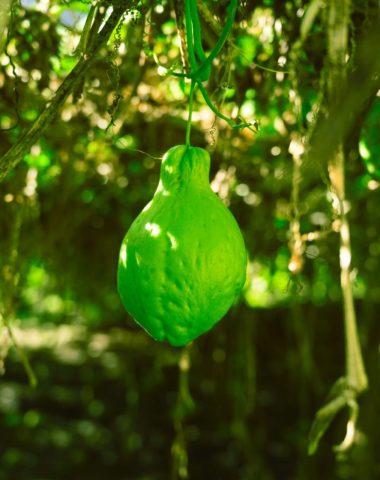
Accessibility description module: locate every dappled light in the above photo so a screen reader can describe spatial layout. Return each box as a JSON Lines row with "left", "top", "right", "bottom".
{"left": 1, "top": 0, "right": 380, "bottom": 478}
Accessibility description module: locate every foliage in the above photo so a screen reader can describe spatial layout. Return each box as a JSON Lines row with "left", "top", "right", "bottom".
{"left": 0, "top": 0, "right": 380, "bottom": 478}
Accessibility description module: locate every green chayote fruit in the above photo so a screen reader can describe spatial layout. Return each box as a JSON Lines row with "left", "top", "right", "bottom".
{"left": 117, "top": 145, "right": 247, "bottom": 346}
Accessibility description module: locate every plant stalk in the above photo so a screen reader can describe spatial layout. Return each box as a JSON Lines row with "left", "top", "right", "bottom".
{"left": 326, "top": 0, "right": 368, "bottom": 392}
{"left": 185, "top": 80, "right": 195, "bottom": 146}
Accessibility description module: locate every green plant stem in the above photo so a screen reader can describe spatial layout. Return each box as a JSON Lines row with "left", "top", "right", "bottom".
{"left": 6, "top": 322, "right": 37, "bottom": 387}
{"left": 340, "top": 208, "right": 368, "bottom": 392}
{"left": 198, "top": 82, "right": 253, "bottom": 130}
{"left": 326, "top": 0, "right": 368, "bottom": 393}
{"left": 0, "top": 310, "right": 37, "bottom": 387}
{"left": 197, "top": 82, "right": 231, "bottom": 123}
{"left": 188, "top": 0, "right": 206, "bottom": 63}
{"left": 172, "top": 0, "right": 237, "bottom": 81}
{"left": 0, "top": 169, "right": 38, "bottom": 386}
{"left": 74, "top": 3, "right": 98, "bottom": 56}
{"left": 0, "top": 308, "right": 37, "bottom": 387}
{"left": 191, "top": 0, "right": 237, "bottom": 81}
{"left": 184, "top": 0, "right": 197, "bottom": 69}
{"left": 178, "top": 0, "right": 255, "bottom": 135}
{"left": 0, "top": 5, "right": 126, "bottom": 183}
{"left": 307, "top": 0, "right": 368, "bottom": 455}
{"left": 171, "top": 345, "right": 194, "bottom": 480}
{"left": 185, "top": 80, "right": 195, "bottom": 146}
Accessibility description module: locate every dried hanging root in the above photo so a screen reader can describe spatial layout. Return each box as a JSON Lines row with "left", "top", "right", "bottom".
{"left": 0, "top": 171, "right": 37, "bottom": 386}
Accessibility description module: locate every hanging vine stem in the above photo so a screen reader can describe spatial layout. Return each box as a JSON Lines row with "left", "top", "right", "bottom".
{"left": 152, "top": 0, "right": 259, "bottom": 139}
{"left": 166, "top": 0, "right": 257, "bottom": 144}
{"left": 0, "top": 311, "right": 37, "bottom": 386}
{"left": 288, "top": 137, "right": 305, "bottom": 276}
{"left": 0, "top": 171, "right": 37, "bottom": 386}
{"left": 326, "top": 0, "right": 368, "bottom": 393}
{"left": 308, "top": 0, "right": 368, "bottom": 455}
{"left": 185, "top": 80, "right": 195, "bottom": 146}
{"left": 285, "top": 0, "right": 368, "bottom": 453}
{"left": 171, "top": 345, "right": 194, "bottom": 480}
{"left": 286, "top": 0, "right": 327, "bottom": 277}
{"left": 74, "top": 2, "right": 98, "bottom": 56}
{"left": 0, "top": 0, "right": 12, "bottom": 50}
{"left": 287, "top": 37, "right": 304, "bottom": 276}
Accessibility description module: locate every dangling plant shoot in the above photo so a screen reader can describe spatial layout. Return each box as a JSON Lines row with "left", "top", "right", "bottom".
{"left": 169, "top": 0, "right": 257, "bottom": 145}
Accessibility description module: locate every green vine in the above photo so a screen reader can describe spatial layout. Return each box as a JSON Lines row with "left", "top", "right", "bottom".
{"left": 185, "top": 80, "right": 195, "bottom": 146}
{"left": 308, "top": 0, "right": 368, "bottom": 456}
{"left": 171, "top": 345, "right": 194, "bottom": 480}
{"left": 170, "top": 0, "right": 257, "bottom": 145}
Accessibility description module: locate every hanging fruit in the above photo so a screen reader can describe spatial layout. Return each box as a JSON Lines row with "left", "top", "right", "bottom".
{"left": 117, "top": 145, "right": 247, "bottom": 346}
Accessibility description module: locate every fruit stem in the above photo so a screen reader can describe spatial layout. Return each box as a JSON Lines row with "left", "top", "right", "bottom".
{"left": 185, "top": 80, "right": 195, "bottom": 146}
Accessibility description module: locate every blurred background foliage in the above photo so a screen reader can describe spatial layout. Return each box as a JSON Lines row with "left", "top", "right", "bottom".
{"left": 0, "top": 0, "right": 380, "bottom": 479}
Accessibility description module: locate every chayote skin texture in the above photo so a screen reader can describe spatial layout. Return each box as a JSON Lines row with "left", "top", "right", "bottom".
{"left": 117, "top": 145, "right": 247, "bottom": 346}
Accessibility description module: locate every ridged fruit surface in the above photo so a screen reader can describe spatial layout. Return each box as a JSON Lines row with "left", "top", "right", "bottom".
{"left": 117, "top": 145, "right": 247, "bottom": 346}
